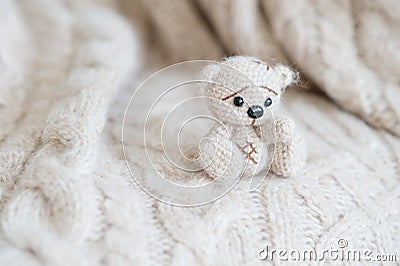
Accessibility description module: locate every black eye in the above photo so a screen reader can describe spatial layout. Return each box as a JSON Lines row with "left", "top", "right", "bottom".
{"left": 233, "top": 96, "right": 244, "bottom": 107}
{"left": 264, "top": 97, "right": 272, "bottom": 107}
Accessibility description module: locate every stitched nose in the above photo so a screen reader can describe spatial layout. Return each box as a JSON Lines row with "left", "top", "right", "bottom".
{"left": 247, "top": 105, "right": 264, "bottom": 119}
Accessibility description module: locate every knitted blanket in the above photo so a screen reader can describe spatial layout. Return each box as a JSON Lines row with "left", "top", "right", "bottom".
{"left": 0, "top": 0, "right": 399, "bottom": 265}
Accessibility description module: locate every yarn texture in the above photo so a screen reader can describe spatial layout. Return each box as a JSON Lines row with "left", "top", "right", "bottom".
{"left": 0, "top": 0, "right": 399, "bottom": 265}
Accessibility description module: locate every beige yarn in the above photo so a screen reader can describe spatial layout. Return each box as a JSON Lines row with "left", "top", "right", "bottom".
{"left": 0, "top": 0, "right": 399, "bottom": 265}
{"left": 199, "top": 56, "right": 306, "bottom": 178}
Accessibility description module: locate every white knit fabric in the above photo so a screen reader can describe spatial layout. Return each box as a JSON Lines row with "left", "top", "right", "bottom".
{"left": 0, "top": 0, "right": 141, "bottom": 265}
{"left": 0, "top": 0, "right": 399, "bottom": 265}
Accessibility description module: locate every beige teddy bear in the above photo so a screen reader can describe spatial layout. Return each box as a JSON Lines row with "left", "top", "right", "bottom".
{"left": 198, "top": 56, "right": 306, "bottom": 180}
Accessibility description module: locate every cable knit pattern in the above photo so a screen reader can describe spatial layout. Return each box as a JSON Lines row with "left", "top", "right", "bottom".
{"left": 0, "top": 0, "right": 399, "bottom": 265}
{"left": 0, "top": 0, "right": 139, "bottom": 265}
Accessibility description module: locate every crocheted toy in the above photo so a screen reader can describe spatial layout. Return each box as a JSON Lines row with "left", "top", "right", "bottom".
{"left": 198, "top": 56, "right": 306, "bottom": 179}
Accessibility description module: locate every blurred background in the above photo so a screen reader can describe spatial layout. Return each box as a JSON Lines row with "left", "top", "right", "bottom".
{"left": 121, "top": 0, "right": 400, "bottom": 136}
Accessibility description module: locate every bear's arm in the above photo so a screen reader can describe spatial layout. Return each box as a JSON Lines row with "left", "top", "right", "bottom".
{"left": 259, "top": 116, "right": 297, "bottom": 144}
{"left": 259, "top": 117, "right": 307, "bottom": 176}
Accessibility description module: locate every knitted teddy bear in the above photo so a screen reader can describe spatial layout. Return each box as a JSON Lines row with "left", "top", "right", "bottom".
{"left": 198, "top": 56, "right": 306, "bottom": 180}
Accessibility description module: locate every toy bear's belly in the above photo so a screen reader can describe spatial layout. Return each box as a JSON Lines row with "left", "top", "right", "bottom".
{"left": 232, "top": 128, "right": 269, "bottom": 177}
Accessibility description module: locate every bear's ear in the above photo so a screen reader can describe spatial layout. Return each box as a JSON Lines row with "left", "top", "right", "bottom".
{"left": 199, "top": 63, "right": 221, "bottom": 94}
{"left": 200, "top": 63, "right": 220, "bottom": 82}
{"left": 274, "top": 64, "right": 298, "bottom": 91}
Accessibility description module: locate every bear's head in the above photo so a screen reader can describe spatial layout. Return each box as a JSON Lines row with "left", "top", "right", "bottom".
{"left": 201, "top": 56, "right": 297, "bottom": 126}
